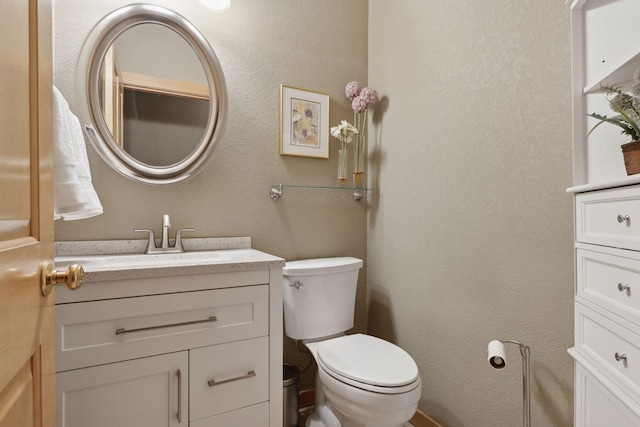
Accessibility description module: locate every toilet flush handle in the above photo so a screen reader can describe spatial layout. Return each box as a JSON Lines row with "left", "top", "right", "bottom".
{"left": 288, "top": 280, "right": 304, "bottom": 290}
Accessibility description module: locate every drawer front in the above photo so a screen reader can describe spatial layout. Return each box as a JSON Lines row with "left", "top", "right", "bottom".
{"left": 190, "top": 337, "right": 269, "bottom": 421}
{"left": 576, "top": 303, "right": 640, "bottom": 390}
{"left": 576, "top": 186, "right": 640, "bottom": 250}
{"left": 575, "top": 362, "right": 640, "bottom": 427}
{"left": 57, "top": 285, "right": 268, "bottom": 371}
{"left": 577, "top": 246, "right": 640, "bottom": 327}
{"left": 189, "top": 402, "right": 269, "bottom": 427}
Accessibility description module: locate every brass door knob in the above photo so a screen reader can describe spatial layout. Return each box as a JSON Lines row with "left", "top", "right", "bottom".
{"left": 41, "top": 260, "right": 84, "bottom": 296}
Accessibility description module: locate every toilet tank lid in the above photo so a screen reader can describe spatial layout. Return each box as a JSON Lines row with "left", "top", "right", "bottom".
{"left": 283, "top": 257, "right": 363, "bottom": 276}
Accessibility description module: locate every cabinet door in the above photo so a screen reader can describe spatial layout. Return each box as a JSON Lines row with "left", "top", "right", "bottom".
{"left": 57, "top": 352, "right": 188, "bottom": 427}
{"left": 575, "top": 362, "right": 640, "bottom": 427}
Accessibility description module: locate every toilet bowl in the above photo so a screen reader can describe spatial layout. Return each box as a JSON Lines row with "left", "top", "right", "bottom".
{"left": 307, "top": 334, "right": 421, "bottom": 427}
{"left": 283, "top": 257, "right": 421, "bottom": 427}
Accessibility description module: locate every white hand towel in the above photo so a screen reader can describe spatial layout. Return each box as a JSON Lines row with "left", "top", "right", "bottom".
{"left": 53, "top": 85, "right": 103, "bottom": 220}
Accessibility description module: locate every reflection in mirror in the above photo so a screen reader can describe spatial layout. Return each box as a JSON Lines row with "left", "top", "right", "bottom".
{"left": 99, "top": 23, "right": 210, "bottom": 167}
{"left": 122, "top": 91, "right": 209, "bottom": 166}
{"left": 76, "top": 4, "right": 228, "bottom": 184}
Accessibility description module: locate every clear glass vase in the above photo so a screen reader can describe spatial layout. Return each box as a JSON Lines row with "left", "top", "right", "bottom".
{"left": 338, "top": 148, "right": 348, "bottom": 186}
{"left": 352, "top": 134, "right": 365, "bottom": 187}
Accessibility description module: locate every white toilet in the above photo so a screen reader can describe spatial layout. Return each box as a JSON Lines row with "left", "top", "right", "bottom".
{"left": 283, "top": 257, "right": 421, "bottom": 427}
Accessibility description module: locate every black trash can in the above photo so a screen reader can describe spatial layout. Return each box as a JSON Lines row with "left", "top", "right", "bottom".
{"left": 283, "top": 363, "right": 300, "bottom": 427}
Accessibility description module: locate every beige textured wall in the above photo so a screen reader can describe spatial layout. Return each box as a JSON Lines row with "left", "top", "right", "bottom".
{"left": 55, "top": 1, "right": 576, "bottom": 424}
{"left": 367, "top": 1, "right": 574, "bottom": 426}
{"left": 53, "top": 0, "right": 368, "bottom": 388}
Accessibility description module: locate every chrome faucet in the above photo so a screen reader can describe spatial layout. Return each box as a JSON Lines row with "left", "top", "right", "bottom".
{"left": 161, "top": 214, "right": 171, "bottom": 249}
{"left": 135, "top": 214, "right": 194, "bottom": 254}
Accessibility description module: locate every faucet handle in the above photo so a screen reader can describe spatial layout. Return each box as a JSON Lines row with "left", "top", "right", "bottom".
{"left": 134, "top": 229, "right": 157, "bottom": 253}
{"left": 174, "top": 228, "right": 195, "bottom": 251}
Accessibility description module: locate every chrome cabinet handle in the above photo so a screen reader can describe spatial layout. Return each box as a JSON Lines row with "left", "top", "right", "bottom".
{"left": 615, "top": 352, "right": 627, "bottom": 362}
{"left": 115, "top": 316, "right": 217, "bottom": 335}
{"left": 618, "top": 283, "right": 631, "bottom": 292}
{"left": 617, "top": 215, "right": 631, "bottom": 224}
{"left": 207, "top": 370, "right": 256, "bottom": 387}
{"left": 177, "top": 369, "right": 182, "bottom": 423}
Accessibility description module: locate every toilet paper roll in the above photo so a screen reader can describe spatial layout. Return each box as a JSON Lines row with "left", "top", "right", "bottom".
{"left": 488, "top": 340, "right": 506, "bottom": 369}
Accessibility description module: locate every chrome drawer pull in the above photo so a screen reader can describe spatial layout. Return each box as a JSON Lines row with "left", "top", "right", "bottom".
{"left": 615, "top": 352, "right": 627, "bottom": 363}
{"left": 207, "top": 370, "right": 256, "bottom": 387}
{"left": 177, "top": 369, "right": 182, "bottom": 423}
{"left": 115, "top": 316, "right": 217, "bottom": 335}
{"left": 618, "top": 283, "right": 631, "bottom": 292}
{"left": 617, "top": 214, "right": 631, "bottom": 224}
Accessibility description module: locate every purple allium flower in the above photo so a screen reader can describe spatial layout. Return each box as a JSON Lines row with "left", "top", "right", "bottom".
{"left": 352, "top": 97, "right": 367, "bottom": 113}
{"left": 359, "top": 87, "right": 378, "bottom": 106}
{"left": 345, "top": 81, "right": 361, "bottom": 100}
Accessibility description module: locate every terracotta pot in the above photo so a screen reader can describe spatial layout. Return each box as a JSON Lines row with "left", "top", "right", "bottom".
{"left": 621, "top": 140, "right": 640, "bottom": 175}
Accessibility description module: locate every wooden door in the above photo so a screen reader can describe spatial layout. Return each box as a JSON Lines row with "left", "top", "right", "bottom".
{"left": 0, "top": 0, "right": 55, "bottom": 426}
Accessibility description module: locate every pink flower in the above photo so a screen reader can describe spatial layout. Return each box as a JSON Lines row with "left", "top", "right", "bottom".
{"left": 345, "top": 81, "right": 361, "bottom": 100}
{"left": 352, "top": 97, "right": 367, "bottom": 113}
{"left": 359, "top": 87, "right": 378, "bottom": 106}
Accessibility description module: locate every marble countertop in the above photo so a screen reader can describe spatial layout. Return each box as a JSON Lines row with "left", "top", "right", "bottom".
{"left": 55, "top": 238, "right": 284, "bottom": 283}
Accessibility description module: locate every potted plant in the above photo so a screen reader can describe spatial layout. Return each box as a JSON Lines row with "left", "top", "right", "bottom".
{"left": 588, "top": 73, "right": 640, "bottom": 175}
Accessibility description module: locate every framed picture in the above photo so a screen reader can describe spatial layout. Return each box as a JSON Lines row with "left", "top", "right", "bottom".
{"left": 280, "top": 84, "right": 329, "bottom": 158}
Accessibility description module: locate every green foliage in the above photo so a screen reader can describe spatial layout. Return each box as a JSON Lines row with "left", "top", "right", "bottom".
{"left": 588, "top": 85, "right": 640, "bottom": 143}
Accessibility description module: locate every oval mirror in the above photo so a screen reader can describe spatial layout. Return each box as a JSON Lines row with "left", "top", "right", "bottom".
{"left": 76, "top": 4, "right": 228, "bottom": 184}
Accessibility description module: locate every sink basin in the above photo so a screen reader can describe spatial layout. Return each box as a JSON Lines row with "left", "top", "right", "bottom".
{"left": 56, "top": 251, "right": 233, "bottom": 269}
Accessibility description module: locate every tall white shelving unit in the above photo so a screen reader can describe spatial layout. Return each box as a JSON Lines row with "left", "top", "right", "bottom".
{"left": 568, "top": 1, "right": 640, "bottom": 425}
{"left": 569, "top": 0, "right": 640, "bottom": 191}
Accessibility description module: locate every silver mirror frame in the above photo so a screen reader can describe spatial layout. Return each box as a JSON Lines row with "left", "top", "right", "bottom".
{"left": 76, "top": 4, "right": 228, "bottom": 184}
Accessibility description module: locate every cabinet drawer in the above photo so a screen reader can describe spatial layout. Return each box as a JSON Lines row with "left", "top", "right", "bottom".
{"left": 190, "top": 337, "right": 269, "bottom": 421}
{"left": 577, "top": 245, "right": 640, "bottom": 327}
{"left": 576, "top": 186, "right": 640, "bottom": 251}
{"left": 56, "top": 285, "right": 268, "bottom": 371}
{"left": 576, "top": 303, "right": 640, "bottom": 390}
{"left": 190, "top": 402, "right": 269, "bottom": 427}
{"left": 574, "top": 361, "right": 640, "bottom": 427}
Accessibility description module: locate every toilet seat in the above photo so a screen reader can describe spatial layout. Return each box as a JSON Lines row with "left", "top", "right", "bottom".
{"left": 317, "top": 334, "right": 420, "bottom": 394}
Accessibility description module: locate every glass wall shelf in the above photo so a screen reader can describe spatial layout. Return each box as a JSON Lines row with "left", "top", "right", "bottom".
{"left": 269, "top": 184, "right": 373, "bottom": 201}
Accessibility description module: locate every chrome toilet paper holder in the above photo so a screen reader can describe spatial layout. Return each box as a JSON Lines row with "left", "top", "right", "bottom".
{"left": 487, "top": 339, "right": 531, "bottom": 427}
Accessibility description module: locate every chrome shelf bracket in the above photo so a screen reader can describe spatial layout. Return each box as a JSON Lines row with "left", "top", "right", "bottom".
{"left": 352, "top": 189, "right": 366, "bottom": 201}
{"left": 270, "top": 184, "right": 283, "bottom": 200}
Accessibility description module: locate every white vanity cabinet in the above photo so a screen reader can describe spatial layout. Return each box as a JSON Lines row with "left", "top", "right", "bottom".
{"left": 568, "top": 0, "right": 640, "bottom": 424}
{"left": 569, "top": 190, "right": 640, "bottom": 425}
{"left": 54, "top": 244, "right": 283, "bottom": 427}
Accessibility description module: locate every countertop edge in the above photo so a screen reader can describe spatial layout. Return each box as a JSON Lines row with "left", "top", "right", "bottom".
{"left": 82, "top": 257, "right": 285, "bottom": 283}
{"left": 55, "top": 237, "right": 252, "bottom": 256}
{"left": 55, "top": 238, "right": 285, "bottom": 283}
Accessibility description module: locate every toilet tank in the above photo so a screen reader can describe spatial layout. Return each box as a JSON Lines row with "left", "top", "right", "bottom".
{"left": 282, "top": 257, "right": 363, "bottom": 340}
